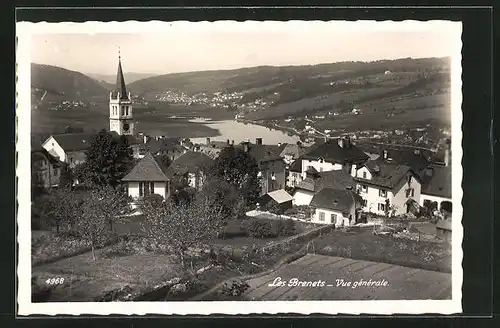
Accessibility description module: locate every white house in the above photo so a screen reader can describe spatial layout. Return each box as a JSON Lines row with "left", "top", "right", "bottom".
{"left": 42, "top": 133, "right": 94, "bottom": 168}
{"left": 286, "top": 158, "right": 303, "bottom": 188}
{"left": 300, "top": 137, "right": 368, "bottom": 179}
{"left": 309, "top": 188, "right": 364, "bottom": 226}
{"left": 351, "top": 160, "right": 422, "bottom": 216}
{"left": 121, "top": 152, "right": 171, "bottom": 200}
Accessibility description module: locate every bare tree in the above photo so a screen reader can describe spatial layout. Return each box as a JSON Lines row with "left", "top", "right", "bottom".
{"left": 140, "top": 193, "right": 229, "bottom": 269}
{"left": 74, "top": 187, "right": 128, "bottom": 261}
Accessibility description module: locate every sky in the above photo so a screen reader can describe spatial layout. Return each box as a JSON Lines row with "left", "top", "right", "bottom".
{"left": 28, "top": 21, "right": 462, "bottom": 75}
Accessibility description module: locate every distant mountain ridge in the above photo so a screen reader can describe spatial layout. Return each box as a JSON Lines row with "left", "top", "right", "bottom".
{"left": 31, "top": 63, "right": 109, "bottom": 100}
{"left": 87, "top": 72, "right": 158, "bottom": 85}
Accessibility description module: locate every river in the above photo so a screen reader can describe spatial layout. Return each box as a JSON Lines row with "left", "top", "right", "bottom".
{"left": 189, "top": 119, "right": 301, "bottom": 145}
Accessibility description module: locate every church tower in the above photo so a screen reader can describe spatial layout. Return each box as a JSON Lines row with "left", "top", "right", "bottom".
{"left": 109, "top": 53, "right": 134, "bottom": 136}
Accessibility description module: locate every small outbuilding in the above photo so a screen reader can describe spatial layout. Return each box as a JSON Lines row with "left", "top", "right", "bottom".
{"left": 258, "top": 189, "right": 294, "bottom": 214}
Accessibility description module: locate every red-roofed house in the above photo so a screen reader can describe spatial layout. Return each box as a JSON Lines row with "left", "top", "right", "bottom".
{"left": 121, "top": 152, "right": 171, "bottom": 199}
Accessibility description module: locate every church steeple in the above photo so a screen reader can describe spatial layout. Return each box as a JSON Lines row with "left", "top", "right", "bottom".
{"left": 109, "top": 51, "right": 134, "bottom": 136}
{"left": 115, "top": 51, "right": 128, "bottom": 100}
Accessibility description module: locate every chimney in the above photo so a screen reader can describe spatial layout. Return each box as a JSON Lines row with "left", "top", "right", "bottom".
{"left": 278, "top": 142, "right": 282, "bottom": 147}
{"left": 382, "top": 149, "right": 388, "bottom": 160}
{"left": 227, "top": 139, "right": 230, "bottom": 145}
{"left": 256, "top": 138, "right": 263, "bottom": 145}
{"left": 444, "top": 139, "right": 451, "bottom": 167}
{"left": 243, "top": 142, "right": 249, "bottom": 152}
{"left": 143, "top": 135, "right": 148, "bottom": 144}
{"left": 350, "top": 164, "right": 357, "bottom": 177}
{"left": 231, "top": 140, "right": 235, "bottom": 146}
{"left": 206, "top": 137, "right": 211, "bottom": 145}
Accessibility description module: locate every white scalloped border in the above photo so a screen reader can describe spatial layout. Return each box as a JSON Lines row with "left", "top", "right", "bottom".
{"left": 16, "top": 20, "right": 463, "bottom": 316}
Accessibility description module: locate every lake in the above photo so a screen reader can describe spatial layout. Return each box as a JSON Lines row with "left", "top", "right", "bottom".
{"left": 189, "top": 119, "right": 301, "bottom": 145}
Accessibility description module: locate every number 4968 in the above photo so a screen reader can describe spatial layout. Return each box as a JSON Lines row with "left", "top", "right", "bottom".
{"left": 45, "top": 277, "right": 64, "bottom": 285}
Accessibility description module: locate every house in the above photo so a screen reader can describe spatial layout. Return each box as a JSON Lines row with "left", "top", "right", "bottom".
{"left": 31, "top": 146, "right": 65, "bottom": 188}
{"left": 42, "top": 132, "right": 141, "bottom": 168}
{"left": 121, "top": 152, "right": 171, "bottom": 200}
{"left": 286, "top": 158, "right": 303, "bottom": 188}
{"left": 166, "top": 151, "right": 214, "bottom": 190}
{"left": 42, "top": 133, "right": 94, "bottom": 168}
{"left": 141, "top": 138, "right": 187, "bottom": 161}
{"left": 197, "top": 138, "right": 232, "bottom": 159}
{"left": 351, "top": 160, "right": 422, "bottom": 216}
{"left": 300, "top": 137, "right": 368, "bottom": 179}
{"left": 419, "top": 164, "right": 452, "bottom": 214}
{"left": 279, "top": 142, "right": 308, "bottom": 167}
{"left": 258, "top": 189, "right": 294, "bottom": 213}
{"left": 240, "top": 138, "right": 286, "bottom": 195}
{"left": 436, "top": 219, "right": 452, "bottom": 242}
{"left": 293, "top": 168, "right": 356, "bottom": 206}
{"left": 310, "top": 188, "right": 364, "bottom": 226}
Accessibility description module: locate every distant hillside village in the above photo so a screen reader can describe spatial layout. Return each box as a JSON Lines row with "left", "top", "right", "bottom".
{"left": 32, "top": 56, "right": 453, "bottom": 238}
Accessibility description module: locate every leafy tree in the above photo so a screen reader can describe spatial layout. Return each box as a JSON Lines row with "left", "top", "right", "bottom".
{"left": 81, "top": 130, "right": 135, "bottom": 188}
{"left": 58, "top": 164, "right": 73, "bottom": 188}
{"left": 155, "top": 154, "right": 172, "bottom": 170}
{"left": 210, "top": 146, "right": 260, "bottom": 208}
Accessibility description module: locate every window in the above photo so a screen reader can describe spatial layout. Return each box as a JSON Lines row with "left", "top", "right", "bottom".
{"left": 363, "top": 171, "right": 367, "bottom": 179}
{"left": 139, "top": 182, "right": 143, "bottom": 196}
{"left": 69, "top": 157, "right": 73, "bottom": 164}
{"left": 330, "top": 213, "right": 337, "bottom": 224}
{"left": 121, "top": 106, "right": 125, "bottom": 116}
{"left": 53, "top": 168, "right": 59, "bottom": 176}
{"left": 423, "top": 199, "right": 432, "bottom": 208}
{"left": 150, "top": 182, "right": 155, "bottom": 193}
{"left": 378, "top": 203, "right": 386, "bottom": 212}
{"left": 166, "top": 181, "right": 170, "bottom": 195}
{"left": 379, "top": 189, "right": 387, "bottom": 197}
{"left": 359, "top": 184, "right": 368, "bottom": 193}
{"left": 406, "top": 188, "right": 415, "bottom": 197}
{"left": 319, "top": 212, "right": 325, "bottom": 221}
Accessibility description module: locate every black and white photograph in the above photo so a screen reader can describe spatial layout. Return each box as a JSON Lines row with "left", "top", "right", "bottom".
{"left": 17, "top": 20, "right": 463, "bottom": 315}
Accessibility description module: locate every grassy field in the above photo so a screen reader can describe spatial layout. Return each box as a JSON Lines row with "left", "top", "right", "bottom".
{"left": 310, "top": 226, "right": 452, "bottom": 273}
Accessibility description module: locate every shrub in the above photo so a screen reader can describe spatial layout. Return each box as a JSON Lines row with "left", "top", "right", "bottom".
{"left": 219, "top": 220, "right": 248, "bottom": 239}
{"left": 245, "top": 218, "right": 275, "bottom": 238}
{"left": 281, "top": 219, "right": 296, "bottom": 236}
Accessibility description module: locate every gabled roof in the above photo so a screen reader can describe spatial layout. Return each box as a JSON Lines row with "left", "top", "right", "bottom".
{"left": 32, "top": 147, "right": 64, "bottom": 166}
{"left": 266, "top": 189, "right": 293, "bottom": 204}
{"left": 238, "top": 143, "right": 283, "bottom": 163}
{"left": 280, "top": 143, "right": 308, "bottom": 159}
{"left": 122, "top": 152, "right": 170, "bottom": 182}
{"left": 310, "top": 188, "right": 363, "bottom": 213}
{"left": 305, "top": 166, "right": 319, "bottom": 174}
{"left": 302, "top": 138, "right": 368, "bottom": 164}
{"left": 166, "top": 151, "right": 214, "bottom": 176}
{"left": 420, "top": 164, "right": 452, "bottom": 199}
{"left": 354, "top": 160, "right": 415, "bottom": 189}
{"left": 295, "top": 169, "right": 356, "bottom": 193}
{"left": 47, "top": 133, "right": 95, "bottom": 152}
{"left": 289, "top": 159, "right": 302, "bottom": 173}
